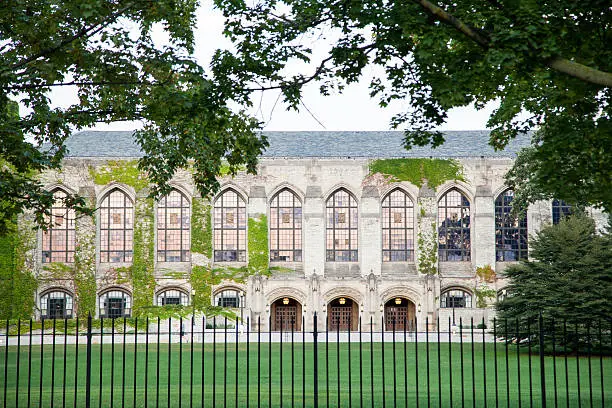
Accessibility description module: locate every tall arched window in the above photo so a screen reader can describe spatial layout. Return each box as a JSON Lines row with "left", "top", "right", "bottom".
{"left": 495, "top": 189, "right": 528, "bottom": 261}
{"left": 157, "top": 189, "right": 191, "bottom": 262}
{"left": 40, "top": 289, "right": 74, "bottom": 319}
{"left": 382, "top": 189, "right": 414, "bottom": 262}
{"left": 440, "top": 288, "right": 472, "bottom": 308}
{"left": 552, "top": 199, "right": 572, "bottom": 225}
{"left": 42, "top": 189, "right": 76, "bottom": 263}
{"left": 156, "top": 288, "right": 189, "bottom": 306}
{"left": 270, "top": 188, "right": 302, "bottom": 262}
{"left": 213, "top": 189, "right": 246, "bottom": 262}
{"left": 326, "top": 189, "right": 358, "bottom": 262}
{"left": 438, "top": 189, "right": 471, "bottom": 261}
{"left": 99, "top": 289, "right": 132, "bottom": 318}
{"left": 100, "top": 189, "right": 133, "bottom": 263}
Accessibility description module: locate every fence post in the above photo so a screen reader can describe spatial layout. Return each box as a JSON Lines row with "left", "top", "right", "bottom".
{"left": 313, "top": 312, "right": 318, "bottom": 408}
{"left": 85, "top": 313, "right": 92, "bottom": 408}
{"left": 538, "top": 313, "right": 546, "bottom": 408}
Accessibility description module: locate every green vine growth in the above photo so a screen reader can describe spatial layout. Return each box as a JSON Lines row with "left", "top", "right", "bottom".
{"left": 131, "top": 198, "right": 156, "bottom": 316}
{"left": 191, "top": 198, "right": 212, "bottom": 258}
{"left": 73, "top": 199, "right": 97, "bottom": 318}
{"left": 369, "top": 158, "right": 465, "bottom": 188}
{"left": 476, "top": 264, "right": 496, "bottom": 283}
{"left": 0, "top": 220, "right": 37, "bottom": 319}
{"left": 185, "top": 214, "right": 274, "bottom": 320}
{"left": 474, "top": 285, "right": 497, "bottom": 308}
{"left": 248, "top": 215, "right": 269, "bottom": 276}
{"left": 417, "top": 219, "right": 438, "bottom": 275}
{"left": 89, "top": 160, "right": 149, "bottom": 191}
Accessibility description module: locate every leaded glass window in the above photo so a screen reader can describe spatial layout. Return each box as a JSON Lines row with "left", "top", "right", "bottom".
{"left": 213, "top": 189, "right": 246, "bottom": 262}
{"left": 40, "top": 290, "right": 73, "bottom": 319}
{"left": 100, "top": 189, "right": 133, "bottom": 263}
{"left": 438, "top": 189, "right": 471, "bottom": 261}
{"left": 270, "top": 188, "right": 302, "bottom": 262}
{"left": 440, "top": 288, "right": 472, "bottom": 308}
{"left": 382, "top": 189, "right": 414, "bottom": 262}
{"left": 42, "top": 189, "right": 76, "bottom": 263}
{"left": 495, "top": 189, "right": 528, "bottom": 261}
{"left": 326, "top": 189, "right": 358, "bottom": 262}
{"left": 99, "top": 289, "right": 132, "bottom": 318}
{"left": 157, "top": 190, "right": 191, "bottom": 262}
{"left": 156, "top": 289, "right": 189, "bottom": 306}
{"left": 552, "top": 199, "right": 572, "bottom": 225}
{"left": 214, "top": 289, "right": 241, "bottom": 308}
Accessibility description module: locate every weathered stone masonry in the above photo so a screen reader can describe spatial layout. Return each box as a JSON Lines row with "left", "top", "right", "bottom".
{"left": 7, "top": 131, "right": 609, "bottom": 330}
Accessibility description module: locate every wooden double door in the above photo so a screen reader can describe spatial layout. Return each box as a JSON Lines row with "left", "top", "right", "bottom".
{"left": 274, "top": 305, "right": 298, "bottom": 331}
{"left": 329, "top": 306, "right": 352, "bottom": 331}
{"left": 384, "top": 302, "right": 416, "bottom": 331}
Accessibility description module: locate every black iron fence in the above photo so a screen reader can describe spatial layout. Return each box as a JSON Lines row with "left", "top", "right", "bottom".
{"left": 0, "top": 313, "right": 609, "bottom": 408}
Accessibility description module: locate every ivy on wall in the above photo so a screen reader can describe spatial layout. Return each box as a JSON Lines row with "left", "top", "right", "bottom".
{"left": 185, "top": 213, "right": 274, "bottom": 320}
{"left": 191, "top": 198, "right": 212, "bottom": 258}
{"left": 476, "top": 264, "right": 496, "bottom": 283}
{"left": 369, "top": 158, "right": 465, "bottom": 188}
{"left": 248, "top": 215, "right": 269, "bottom": 276}
{"left": 0, "top": 221, "right": 37, "bottom": 319}
{"left": 89, "top": 160, "right": 149, "bottom": 191}
{"left": 131, "top": 198, "right": 156, "bottom": 316}
{"left": 417, "top": 221, "right": 438, "bottom": 275}
{"left": 474, "top": 285, "right": 497, "bottom": 308}
{"left": 73, "top": 197, "right": 97, "bottom": 318}
{"left": 90, "top": 160, "right": 157, "bottom": 316}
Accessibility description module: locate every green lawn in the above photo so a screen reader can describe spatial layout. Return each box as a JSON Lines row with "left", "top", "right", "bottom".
{"left": 1, "top": 340, "right": 609, "bottom": 407}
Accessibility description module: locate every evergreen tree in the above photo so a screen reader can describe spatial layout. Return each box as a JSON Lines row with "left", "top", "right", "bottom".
{"left": 496, "top": 214, "right": 611, "bottom": 351}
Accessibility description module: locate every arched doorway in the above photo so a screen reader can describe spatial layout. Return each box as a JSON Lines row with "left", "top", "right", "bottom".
{"left": 327, "top": 297, "right": 358, "bottom": 331}
{"left": 384, "top": 297, "right": 416, "bottom": 331}
{"left": 271, "top": 297, "right": 302, "bottom": 331}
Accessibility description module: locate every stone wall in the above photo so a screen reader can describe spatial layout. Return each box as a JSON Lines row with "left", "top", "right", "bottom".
{"left": 16, "top": 156, "right": 608, "bottom": 329}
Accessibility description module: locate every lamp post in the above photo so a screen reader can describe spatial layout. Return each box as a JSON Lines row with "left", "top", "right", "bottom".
{"left": 240, "top": 292, "right": 245, "bottom": 322}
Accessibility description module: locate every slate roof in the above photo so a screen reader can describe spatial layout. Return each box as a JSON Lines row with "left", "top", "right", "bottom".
{"left": 62, "top": 130, "right": 531, "bottom": 159}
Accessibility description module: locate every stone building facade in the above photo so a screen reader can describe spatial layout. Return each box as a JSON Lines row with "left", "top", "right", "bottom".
{"left": 29, "top": 131, "right": 607, "bottom": 331}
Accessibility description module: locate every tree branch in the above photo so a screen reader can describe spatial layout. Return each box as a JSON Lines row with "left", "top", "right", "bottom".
{"left": 5, "top": 80, "right": 159, "bottom": 91}
{"left": 245, "top": 43, "right": 378, "bottom": 92}
{"left": 5, "top": 3, "right": 134, "bottom": 74}
{"left": 411, "top": 0, "right": 489, "bottom": 47}
{"left": 411, "top": 0, "right": 612, "bottom": 87}
{"left": 547, "top": 58, "right": 612, "bottom": 88}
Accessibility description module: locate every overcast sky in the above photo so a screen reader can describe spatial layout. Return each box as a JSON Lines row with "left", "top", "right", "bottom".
{"left": 81, "top": 2, "right": 497, "bottom": 133}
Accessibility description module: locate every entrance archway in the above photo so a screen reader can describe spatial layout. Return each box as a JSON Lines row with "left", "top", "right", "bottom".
{"left": 327, "top": 297, "right": 358, "bottom": 331}
{"left": 384, "top": 297, "right": 416, "bottom": 331}
{"left": 271, "top": 297, "right": 302, "bottom": 331}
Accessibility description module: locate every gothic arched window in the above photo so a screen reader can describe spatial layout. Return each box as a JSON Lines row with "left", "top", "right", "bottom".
{"left": 213, "top": 189, "right": 247, "bottom": 262}
{"left": 438, "top": 189, "right": 471, "bottom": 261}
{"left": 270, "top": 188, "right": 302, "bottom": 262}
{"left": 326, "top": 189, "right": 358, "bottom": 262}
{"left": 382, "top": 189, "right": 414, "bottom": 262}
{"left": 495, "top": 189, "right": 528, "bottom": 261}
{"left": 100, "top": 189, "right": 133, "bottom": 263}
{"left": 552, "top": 199, "right": 572, "bottom": 225}
{"left": 42, "top": 188, "right": 76, "bottom": 263}
{"left": 157, "top": 189, "right": 191, "bottom": 262}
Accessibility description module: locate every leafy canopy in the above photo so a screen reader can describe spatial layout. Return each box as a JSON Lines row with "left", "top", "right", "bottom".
{"left": 213, "top": 0, "right": 611, "bottom": 210}
{"left": 0, "top": 0, "right": 267, "bottom": 234}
